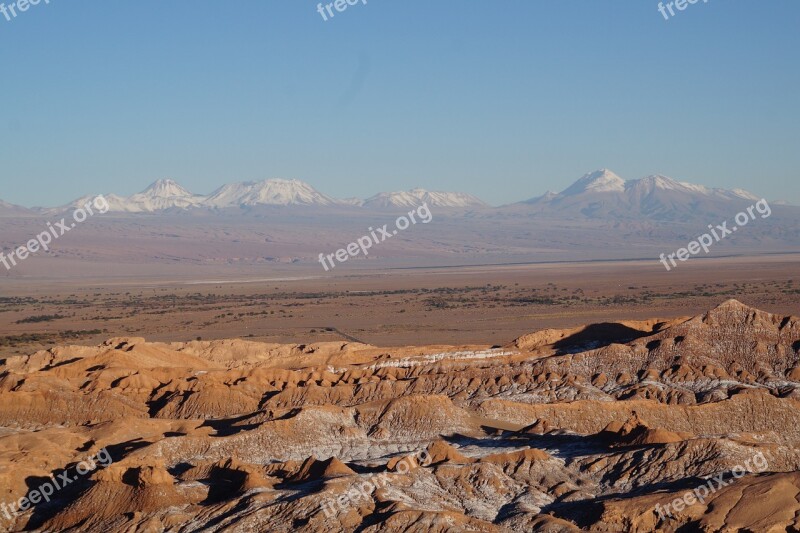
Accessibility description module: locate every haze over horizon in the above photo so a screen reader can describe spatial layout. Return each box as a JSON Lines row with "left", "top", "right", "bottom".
{"left": 2, "top": 1, "right": 798, "bottom": 206}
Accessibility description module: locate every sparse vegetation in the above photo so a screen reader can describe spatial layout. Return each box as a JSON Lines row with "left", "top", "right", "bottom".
{"left": 0, "top": 329, "right": 103, "bottom": 347}
{"left": 15, "top": 314, "right": 67, "bottom": 324}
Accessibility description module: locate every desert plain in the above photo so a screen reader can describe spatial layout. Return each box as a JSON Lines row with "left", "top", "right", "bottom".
{"left": 1, "top": 254, "right": 798, "bottom": 353}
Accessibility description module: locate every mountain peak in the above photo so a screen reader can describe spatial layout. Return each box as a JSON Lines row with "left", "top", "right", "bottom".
{"left": 364, "top": 189, "right": 487, "bottom": 208}
{"left": 515, "top": 169, "right": 772, "bottom": 221}
{"left": 139, "top": 179, "right": 194, "bottom": 199}
{"left": 204, "top": 179, "right": 336, "bottom": 207}
{"left": 561, "top": 169, "right": 626, "bottom": 195}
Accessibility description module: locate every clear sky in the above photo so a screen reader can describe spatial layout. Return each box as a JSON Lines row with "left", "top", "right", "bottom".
{"left": 1, "top": 0, "right": 799, "bottom": 207}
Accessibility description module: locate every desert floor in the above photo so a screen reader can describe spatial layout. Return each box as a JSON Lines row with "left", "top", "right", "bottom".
{"left": 2, "top": 253, "right": 798, "bottom": 357}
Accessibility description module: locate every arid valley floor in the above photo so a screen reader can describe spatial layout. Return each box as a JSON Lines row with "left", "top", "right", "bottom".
{"left": 2, "top": 255, "right": 799, "bottom": 355}
{"left": 0, "top": 257, "right": 799, "bottom": 531}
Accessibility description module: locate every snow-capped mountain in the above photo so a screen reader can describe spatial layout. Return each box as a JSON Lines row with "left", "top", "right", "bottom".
{"left": 47, "top": 179, "right": 342, "bottom": 213}
{"left": 49, "top": 179, "right": 487, "bottom": 213}
{"left": 48, "top": 179, "right": 205, "bottom": 214}
{"left": 626, "top": 175, "right": 760, "bottom": 202}
{"left": 364, "top": 188, "right": 487, "bottom": 208}
{"left": 560, "top": 169, "right": 626, "bottom": 195}
{"left": 128, "top": 179, "right": 206, "bottom": 210}
{"left": 521, "top": 169, "right": 764, "bottom": 221}
{"left": 62, "top": 194, "right": 139, "bottom": 213}
{"left": 203, "top": 179, "right": 337, "bottom": 208}
{"left": 31, "top": 171, "right": 773, "bottom": 218}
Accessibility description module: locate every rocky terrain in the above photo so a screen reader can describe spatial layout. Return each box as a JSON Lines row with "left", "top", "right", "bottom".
{"left": 0, "top": 299, "right": 799, "bottom": 532}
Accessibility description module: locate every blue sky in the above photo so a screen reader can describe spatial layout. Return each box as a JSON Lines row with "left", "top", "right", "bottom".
{"left": 1, "top": 0, "right": 799, "bottom": 207}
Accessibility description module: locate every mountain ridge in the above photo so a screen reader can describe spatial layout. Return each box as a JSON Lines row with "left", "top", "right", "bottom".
{"left": 517, "top": 169, "right": 769, "bottom": 221}
{"left": 44, "top": 179, "right": 493, "bottom": 213}
{"left": 4, "top": 169, "right": 788, "bottom": 217}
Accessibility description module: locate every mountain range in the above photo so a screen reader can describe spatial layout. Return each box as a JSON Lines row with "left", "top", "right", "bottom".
{"left": 44, "top": 179, "right": 488, "bottom": 214}
{"left": 0, "top": 170, "right": 797, "bottom": 277}
{"left": 0, "top": 170, "right": 785, "bottom": 220}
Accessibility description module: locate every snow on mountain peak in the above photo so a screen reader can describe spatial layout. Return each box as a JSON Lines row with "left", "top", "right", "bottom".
{"left": 51, "top": 177, "right": 487, "bottom": 213}
{"left": 46, "top": 170, "right": 763, "bottom": 216}
{"left": 641, "top": 174, "right": 681, "bottom": 188}
{"left": 727, "top": 188, "right": 761, "bottom": 201}
{"left": 204, "top": 179, "right": 336, "bottom": 207}
{"left": 125, "top": 179, "right": 205, "bottom": 211}
{"left": 139, "top": 179, "right": 195, "bottom": 199}
{"left": 364, "top": 188, "right": 487, "bottom": 208}
{"left": 632, "top": 175, "right": 760, "bottom": 201}
{"left": 561, "top": 169, "right": 626, "bottom": 195}
{"left": 628, "top": 175, "right": 693, "bottom": 194}
{"left": 518, "top": 170, "right": 770, "bottom": 220}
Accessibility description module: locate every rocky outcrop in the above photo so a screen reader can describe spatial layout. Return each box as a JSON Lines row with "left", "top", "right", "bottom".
{"left": 0, "top": 301, "right": 797, "bottom": 532}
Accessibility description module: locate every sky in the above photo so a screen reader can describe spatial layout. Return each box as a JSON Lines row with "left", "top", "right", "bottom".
{"left": 1, "top": 0, "right": 799, "bottom": 207}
